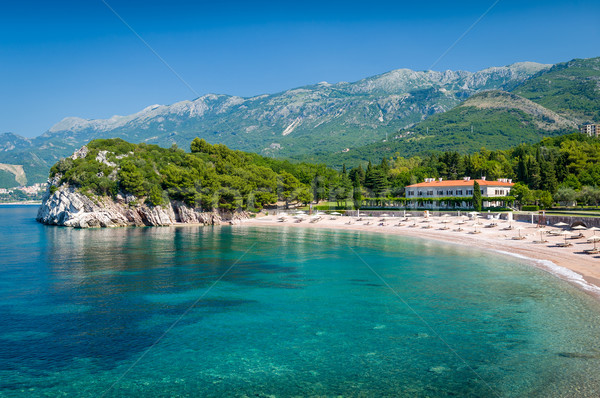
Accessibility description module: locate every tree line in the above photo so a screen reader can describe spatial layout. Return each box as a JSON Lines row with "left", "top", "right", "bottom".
{"left": 50, "top": 133, "right": 600, "bottom": 211}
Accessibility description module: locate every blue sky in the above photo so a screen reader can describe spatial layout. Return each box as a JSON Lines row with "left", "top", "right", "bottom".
{"left": 1, "top": 0, "right": 599, "bottom": 137}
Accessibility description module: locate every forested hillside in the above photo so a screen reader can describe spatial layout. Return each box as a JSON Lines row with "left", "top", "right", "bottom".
{"left": 50, "top": 138, "right": 339, "bottom": 211}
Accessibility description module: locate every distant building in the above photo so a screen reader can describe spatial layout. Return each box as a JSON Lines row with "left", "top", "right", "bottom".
{"left": 404, "top": 177, "right": 514, "bottom": 209}
{"left": 580, "top": 124, "right": 600, "bottom": 137}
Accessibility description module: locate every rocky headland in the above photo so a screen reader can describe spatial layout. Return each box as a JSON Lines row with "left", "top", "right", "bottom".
{"left": 36, "top": 187, "right": 248, "bottom": 228}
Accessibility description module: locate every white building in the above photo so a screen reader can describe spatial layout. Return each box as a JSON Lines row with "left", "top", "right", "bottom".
{"left": 580, "top": 124, "right": 599, "bottom": 137}
{"left": 404, "top": 177, "right": 514, "bottom": 208}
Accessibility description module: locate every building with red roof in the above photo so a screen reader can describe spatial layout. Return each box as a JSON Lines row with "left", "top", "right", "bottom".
{"left": 404, "top": 177, "right": 514, "bottom": 209}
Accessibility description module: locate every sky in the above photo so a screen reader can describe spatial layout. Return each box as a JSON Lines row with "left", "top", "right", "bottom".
{"left": 1, "top": 0, "right": 599, "bottom": 137}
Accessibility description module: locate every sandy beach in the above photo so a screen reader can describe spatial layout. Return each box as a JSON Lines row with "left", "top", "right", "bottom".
{"left": 242, "top": 213, "right": 600, "bottom": 299}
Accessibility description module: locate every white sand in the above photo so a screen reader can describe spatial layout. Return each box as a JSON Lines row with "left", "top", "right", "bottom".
{"left": 242, "top": 214, "right": 600, "bottom": 299}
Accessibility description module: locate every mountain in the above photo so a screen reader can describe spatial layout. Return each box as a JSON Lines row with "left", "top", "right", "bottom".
{"left": 302, "top": 90, "right": 578, "bottom": 168}
{"left": 513, "top": 57, "right": 600, "bottom": 124}
{"left": 0, "top": 62, "right": 550, "bottom": 187}
{"left": 307, "top": 57, "right": 600, "bottom": 168}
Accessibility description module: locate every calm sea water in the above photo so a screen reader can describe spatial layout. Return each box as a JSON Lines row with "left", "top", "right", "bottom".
{"left": 2, "top": 205, "right": 600, "bottom": 397}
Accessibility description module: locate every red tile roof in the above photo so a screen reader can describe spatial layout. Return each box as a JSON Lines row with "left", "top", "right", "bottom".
{"left": 406, "top": 179, "right": 514, "bottom": 188}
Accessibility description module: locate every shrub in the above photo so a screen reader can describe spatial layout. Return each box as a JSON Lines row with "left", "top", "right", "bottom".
{"left": 522, "top": 205, "right": 539, "bottom": 211}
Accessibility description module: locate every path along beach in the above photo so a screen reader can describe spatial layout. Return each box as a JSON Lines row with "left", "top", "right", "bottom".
{"left": 242, "top": 212, "right": 600, "bottom": 299}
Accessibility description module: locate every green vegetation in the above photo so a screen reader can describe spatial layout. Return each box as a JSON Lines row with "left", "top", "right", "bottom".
{"left": 473, "top": 181, "right": 482, "bottom": 212}
{"left": 50, "top": 138, "right": 341, "bottom": 211}
{"left": 336, "top": 133, "right": 600, "bottom": 210}
{"left": 0, "top": 189, "right": 43, "bottom": 203}
{"left": 298, "top": 91, "right": 578, "bottom": 168}
{"left": 47, "top": 132, "right": 600, "bottom": 212}
{"left": 514, "top": 57, "right": 600, "bottom": 123}
{"left": 0, "top": 170, "right": 18, "bottom": 188}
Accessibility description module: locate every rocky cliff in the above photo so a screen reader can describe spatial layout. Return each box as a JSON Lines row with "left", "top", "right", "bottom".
{"left": 36, "top": 187, "right": 248, "bottom": 228}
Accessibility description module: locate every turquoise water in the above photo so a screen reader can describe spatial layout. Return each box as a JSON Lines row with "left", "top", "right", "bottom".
{"left": 2, "top": 206, "right": 600, "bottom": 397}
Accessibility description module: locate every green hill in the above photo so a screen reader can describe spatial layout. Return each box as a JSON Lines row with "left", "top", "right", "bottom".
{"left": 49, "top": 138, "right": 339, "bottom": 210}
{"left": 513, "top": 57, "right": 600, "bottom": 123}
{"left": 298, "top": 90, "right": 579, "bottom": 168}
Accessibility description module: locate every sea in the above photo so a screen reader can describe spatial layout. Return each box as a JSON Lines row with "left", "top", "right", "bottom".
{"left": 1, "top": 205, "right": 600, "bottom": 397}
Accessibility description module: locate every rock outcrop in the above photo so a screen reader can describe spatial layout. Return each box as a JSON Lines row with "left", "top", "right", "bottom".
{"left": 36, "top": 187, "right": 247, "bottom": 228}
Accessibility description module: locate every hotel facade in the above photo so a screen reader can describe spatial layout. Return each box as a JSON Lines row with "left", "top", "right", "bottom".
{"left": 404, "top": 177, "right": 515, "bottom": 209}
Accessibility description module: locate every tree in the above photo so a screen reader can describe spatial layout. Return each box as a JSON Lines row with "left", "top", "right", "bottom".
{"left": 578, "top": 186, "right": 600, "bottom": 207}
{"left": 349, "top": 164, "right": 365, "bottom": 185}
{"left": 352, "top": 179, "right": 363, "bottom": 210}
{"left": 277, "top": 171, "right": 300, "bottom": 208}
{"left": 296, "top": 186, "right": 314, "bottom": 206}
{"left": 510, "top": 182, "right": 533, "bottom": 209}
{"left": 554, "top": 187, "right": 577, "bottom": 206}
{"left": 190, "top": 137, "right": 213, "bottom": 154}
{"left": 472, "top": 181, "right": 482, "bottom": 211}
{"left": 527, "top": 157, "right": 541, "bottom": 189}
{"left": 540, "top": 161, "right": 558, "bottom": 194}
{"left": 118, "top": 160, "right": 146, "bottom": 197}
{"left": 533, "top": 190, "right": 553, "bottom": 209}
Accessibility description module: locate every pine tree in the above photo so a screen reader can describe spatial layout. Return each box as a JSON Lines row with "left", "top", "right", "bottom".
{"left": 473, "top": 181, "right": 482, "bottom": 211}
{"left": 364, "top": 161, "right": 376, "bottom": 191}
{"left": 517, "top": 155, "right": 528, "bottom": 182}
{"left": 527, "top": 157, "right": 541, "bottom": 190}
{"left": 352, "top": 179, "right": 363, "bottom": 210}
{"left": 540, "top": 161, "right": 558, "bottom": 194}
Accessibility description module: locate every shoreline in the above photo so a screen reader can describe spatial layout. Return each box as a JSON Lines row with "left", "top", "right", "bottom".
{"left": 240, "top": 214, "right": 600, "bottom": 301}
{"left": 0, "top": 202, "right": 41, "bottom": 205}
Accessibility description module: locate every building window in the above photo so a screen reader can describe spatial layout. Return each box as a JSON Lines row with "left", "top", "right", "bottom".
{"left": 467, "top": 189, "right": 473, "bottom": 195}
{"left": 427, "top": 190, "right": 434, "bottom": 196}
{"left": 437, "top": 190, "right": 443, "bottom": 195}
{"left": 446, "top": 190, "right": 453, "bottom": 195}
{"left": 456, "top": 190, "right": 462, "bottom": 195}
{"left": 418, "top": 191, "right": 423, "bottom": 196}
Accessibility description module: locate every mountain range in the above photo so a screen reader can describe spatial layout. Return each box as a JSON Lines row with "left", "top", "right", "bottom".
{"left": 1, "top": 57, "right": 599, "bottom": 187}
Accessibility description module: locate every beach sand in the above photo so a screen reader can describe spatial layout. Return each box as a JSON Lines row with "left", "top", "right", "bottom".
{"left": 241, "top": 213, "right": 600, "bottom": 299}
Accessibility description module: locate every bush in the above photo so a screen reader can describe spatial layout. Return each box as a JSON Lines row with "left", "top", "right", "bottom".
{"left": 522, "top": 205, "right": 539, "bottom": 211}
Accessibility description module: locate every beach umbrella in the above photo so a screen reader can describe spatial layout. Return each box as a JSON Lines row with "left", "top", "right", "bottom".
{"left": 558, "top": 230, "right": 572, "bottom": 245}
{"left": 554, "top": 222, "right": 569, "bottom": 228}
{"left": 380, "top": 213, "right": 390, "bottom": 217}
{"left": 515, "top": 227, "right": 526, "bottom": 239}
{"left": 330, "top": 212, "right": 342, "bottom": 215}
{"left": 537, "top": 228, "right": 548, "bottom": 242}
{"left": 589, "top": 227, "right": 600, "bottom": 237}
{"left": 572, "top": 225, "right": 587, "bottom": 230}
{"left": 587, "top": 236, "right": 600, "bottom": 251}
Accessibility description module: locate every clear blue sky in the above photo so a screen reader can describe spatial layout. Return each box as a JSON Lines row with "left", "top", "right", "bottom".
{"left": 1, "top": 0, "right": 598, "bottom": 137}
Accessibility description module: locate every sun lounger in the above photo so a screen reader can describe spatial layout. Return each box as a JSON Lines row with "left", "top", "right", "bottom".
{"left": 555, "top": 242, "right": 572, "bottom": 247}
{"left": 584, "top": 249, "right": 600, "bottom": 254}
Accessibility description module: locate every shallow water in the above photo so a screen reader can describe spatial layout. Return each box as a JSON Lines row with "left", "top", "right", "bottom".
{"left": 1, "top": 206, "right": 600, "bottom": 397}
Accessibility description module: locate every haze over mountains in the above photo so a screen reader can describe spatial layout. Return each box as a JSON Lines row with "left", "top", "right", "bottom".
{"left": 1, "top": 57, "right": 599, "bottom": 187}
